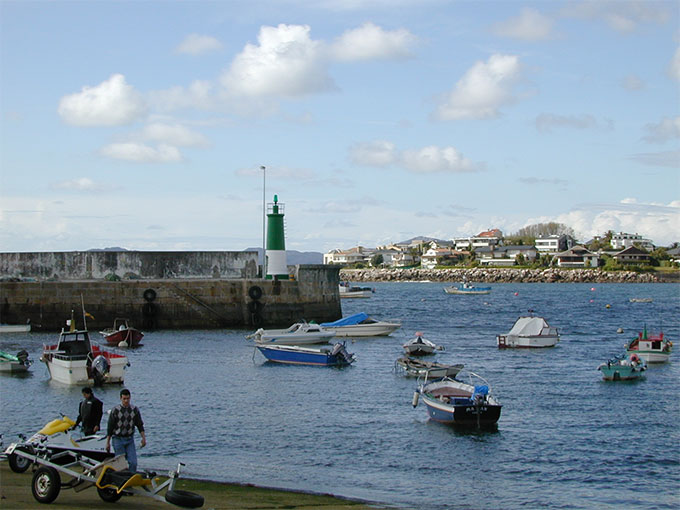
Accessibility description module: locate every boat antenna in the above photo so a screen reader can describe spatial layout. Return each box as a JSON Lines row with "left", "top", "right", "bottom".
{"left": 81, "top": 294, "right": 87, "bottom": 330}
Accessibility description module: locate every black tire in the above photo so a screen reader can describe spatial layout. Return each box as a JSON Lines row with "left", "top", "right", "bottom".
{"left": 165, "top": 489, "right": 204, "bottom": 508}
{"left": 143, "top": 288, "right": 157, "bottom": 302}
{"left": 8, "top": 452, "right": 31, "bottom": 473}
{"left": 248, "top": 285, "right": 263, "bottom": 300}
{"left": 32, "top": 466, "right": 61, "bottom": 504}
{"left": 97, "top": 486, "right": 123, "bottom": 503}
{"left": 142, "top": 302, "right": 156, "bottom": 317}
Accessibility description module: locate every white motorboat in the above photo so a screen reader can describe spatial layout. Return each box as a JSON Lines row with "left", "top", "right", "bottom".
{"left": 0, "top": 320, "right": 31, "bottom": 333}
{"left": 395, "top": 356, "right": 463, "bottom": 378}
{"left": 443, "top": 282, "right": 491, "bottom": 295}
{"left": 41, "top": 319, "right": 129, "bottom": 385}
{"left": 497, "top": 314, "right": 560, "bottom": 348}
{"left": 320, "top": 312, "right": 401, "bottom": 337}
{"left": 625, "top": 327, "right": 672, "bottom": 363}
{"left": 246, "top": 321, "right": 336, "bottom": 345}
{"left": 403, "top": 332, "right": 442, "bottom": 356}
{"left": 0, "top": 349, "right": 32, "bottom": 373}
{"left": 339, "top": 282, "right": 374, "bottom": 298}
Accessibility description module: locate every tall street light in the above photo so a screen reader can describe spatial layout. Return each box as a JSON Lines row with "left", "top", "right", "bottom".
{"left": 261, "top": 165, "right": 266, "bottom": 278}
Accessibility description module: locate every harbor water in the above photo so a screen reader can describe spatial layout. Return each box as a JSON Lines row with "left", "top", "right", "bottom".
{"left": 1, "top": 282, "right": 679, "bottom": 509}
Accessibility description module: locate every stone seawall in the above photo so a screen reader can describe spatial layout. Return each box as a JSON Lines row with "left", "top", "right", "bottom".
{"left": 340, "top": 267, "right": 659, "bottom": 283}
{"left": 0, "top": 265, "right": 342, "bottom": 331}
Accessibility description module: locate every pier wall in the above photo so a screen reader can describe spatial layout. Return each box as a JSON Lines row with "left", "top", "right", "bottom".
{"left": 0, "top": 262, "right": 342, "bottom": 331}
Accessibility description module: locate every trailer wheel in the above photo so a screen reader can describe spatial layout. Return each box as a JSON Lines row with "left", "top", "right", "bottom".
{"left": 32, "top": 466, "right": 61, "bottom": 504}
{"left": 8, "top": 453, "right": 31, "bottom": 473}
{"left": 97, "top": 486, "right": 123, "bottom": 503}
{"left": 165, "top": 489, "right": 204, "bottom": 508}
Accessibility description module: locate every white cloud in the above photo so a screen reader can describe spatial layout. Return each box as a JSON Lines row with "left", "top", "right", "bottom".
{"left": 400, "top": 146, "right": 479, "bottom": 173}
{"left": 561, "top": 1, "right": 671, "bottom": 33}
{"left": 176, "top": 34, "right": 223, "bottom": 55}
{"left": 535, "top": 113, "right": 600, "bottom": 133}
{"left": 642, "top": 116, "right": 680, "bottom": 143}
{"left": 149, "top": 80, "right": 217, "bottom": 112}
{"left": 628, "top": 150, "right": 680, "bottom": 168}
{"left": 58, "top": 74, "right": 147, "bottom": 126}
{"left": 622, "top": 74, "right": 644, "bottom": 91}
{"left": 491, "top": 8, "right": 555, "bottom": 41}
{"left": 142, "top": 123, "right": 210, "bottom": 147}
{"left": 50, "top": 178, "right": 107, "bottom": 192}
{"left": 330, "top": 22, "right": 417, "bottom": 61}
{"left": 669, "top": 47, "right": 680, "bottom": 82}
{"left": 349, "top": 140, "right": 397, "bottom": 167}
{"left": 100, "top": 142, "right": 182, "bottom": 163}
{"left": 434, "top": 54, "right": 522, "bottom": 120}
{"left": 221, "top": 24, "right": 333, "bottom": 98}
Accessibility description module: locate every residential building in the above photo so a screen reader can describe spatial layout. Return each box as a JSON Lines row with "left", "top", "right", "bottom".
{"left": 611, "top": 232, "right": 654, "bottom": 251}
{"left": 421, "top": 247, "right": 463, "bottom": 269}
{"left": 535, "top": 234, "right": 575, "bottom": 253}
{"left": 553, "top": 245, "right": 599, "bottom": 268}
{"left": 476, "top": 245, "right": 537, "bottom": 266}
{"left": 454, "top": 229, "right": 503, "bottom": 250}
{"left": 392, "top": 251, "right": 418, "bottom": 268}
{"left": 323, "top": 246, "right": 372, "bottom": 266}
{"left": 613, "top": 246, "right": 650, "bottom": 264}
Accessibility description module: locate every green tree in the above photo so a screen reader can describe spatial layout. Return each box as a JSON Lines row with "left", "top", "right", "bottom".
{"left": 370, "top": 253, "right": 384, "bottom": 267}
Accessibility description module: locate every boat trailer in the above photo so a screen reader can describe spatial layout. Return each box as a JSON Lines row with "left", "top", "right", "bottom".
{"left": 4, "top": 442, "right": 203, "bottom": 507}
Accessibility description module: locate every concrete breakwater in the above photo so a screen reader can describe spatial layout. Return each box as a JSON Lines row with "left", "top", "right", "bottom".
{"left": 340, "top": 267, "right": 659, "bottom": 283}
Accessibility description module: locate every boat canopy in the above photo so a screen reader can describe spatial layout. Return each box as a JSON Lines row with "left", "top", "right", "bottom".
{"left": 506, "top": 317, "right": 557, "bottom": 337}
{"left": 321, "top": 312, "right": 369, "bottom": 327}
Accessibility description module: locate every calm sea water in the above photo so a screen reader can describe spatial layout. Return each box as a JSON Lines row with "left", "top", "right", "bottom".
{"left": 2, "top": 282, "right": 679, "bottom": 509}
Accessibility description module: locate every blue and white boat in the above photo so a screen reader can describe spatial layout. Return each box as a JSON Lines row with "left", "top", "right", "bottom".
{"left": 320, "top": 312, "right": 401, "bottom": 337}
{"left": 413, "top": 371, "right": 502, "bottom": 428}
{"left": 255, "top": 342, "right": 355, "bottom": 366}
{"left": 598, "top": 353, "right": 646, "bottom": 381}
{"left": 443, "top": 281, "right": 491, "bottom": 295}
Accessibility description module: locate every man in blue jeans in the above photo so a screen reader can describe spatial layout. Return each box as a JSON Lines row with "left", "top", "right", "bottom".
{"left": 105, "top": 388, "right": 146, "bottom": 472}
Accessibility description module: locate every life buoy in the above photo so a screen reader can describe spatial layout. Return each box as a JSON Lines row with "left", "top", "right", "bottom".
{"left": 143, "top": 289, "right": 157, "bottom": 302}
{"left": 630, "top": 354, "right": 640, "bottom": 363}
{"left": 248, "top": 286, "right": 263, "bottom": 300}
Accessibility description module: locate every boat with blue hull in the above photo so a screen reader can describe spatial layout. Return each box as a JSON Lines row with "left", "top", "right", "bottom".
{"left": 413, "top": 372, "right": 502, "bottom": 429}
{"left": 256, "top": 342, "right": 355, "bottom": 367}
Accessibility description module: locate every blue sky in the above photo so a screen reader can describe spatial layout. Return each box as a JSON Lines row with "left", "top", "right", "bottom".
{"left": 1, "top": 0, "right": 678, "bottom": 254}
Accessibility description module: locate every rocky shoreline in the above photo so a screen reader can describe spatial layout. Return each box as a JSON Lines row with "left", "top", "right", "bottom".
{"left": 340, "top": 267, "right": 661, "bottom": 283}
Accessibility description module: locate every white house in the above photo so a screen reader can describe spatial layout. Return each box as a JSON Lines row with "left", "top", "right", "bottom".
{"left": 454, "top": 229, "right": 503, "bottom": 250}
{"left": 392, "top": 251, "right": 418, "bottom": 268}
{"left": 611, "top": 232, "right": 654, "bottom": 251}
{"left": 476, "top": 245, "right": 537, "bottom": 266}
{"left": 553, "top": 245, "right": 599, "bottom": 268}
{"left": 323, "top": 247, "right": 372, "bottom": 265}
{"left": 535, "top": 234, "right": 575, "bottom": 253}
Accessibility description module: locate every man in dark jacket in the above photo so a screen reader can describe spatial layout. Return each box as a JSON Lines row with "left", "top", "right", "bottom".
{"left": 74, "top": 387, "right": 103, "bottom": 436}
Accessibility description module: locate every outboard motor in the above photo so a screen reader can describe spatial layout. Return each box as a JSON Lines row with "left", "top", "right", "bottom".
{"left": 92, "top": 355, "right": 110, "bottom": 386}
{"left": 16, "top": 350, "right": 30, "bottom": 366}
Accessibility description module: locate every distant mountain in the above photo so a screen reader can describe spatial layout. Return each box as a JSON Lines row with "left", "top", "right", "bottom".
{"left": 397, "top": 236, "right": 450, "bottom": 245}
{"left": 244, "top": 248, "right": 323, "bottom": 265}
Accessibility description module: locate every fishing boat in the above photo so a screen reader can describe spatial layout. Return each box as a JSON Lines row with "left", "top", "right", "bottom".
{"left": 0, "top": 350, "right": 32, "bottom": 373}
{"left": 625, "top": 327, "right": 672, "bottom": 363}
{"left": 0, "top": 320, "right": 31, "bottom": 333}
{"left": 99, "top": 318, "right": 144, "bottom": 348}
{"left": 497, "top": 314, "right": 560, "bottom": 348}
{"left": 598, "top": 353, "right": 646, "bottom": 381}
{"left": 246, "top": 321, "right": 336, "bottom": 345}
{"left": 403, "top": 332, "right": 442, "bottom": 356}
{"left": 40, "top": 316, "right": 129, "bottom": 385}
{"left": 395, "top": 356, "right": 463, "bottom": 378}
{"left": 339, "top": 281, "right": 374, "bottom": 298}
{"left": 255, "top": 342, "right": 355, "bottom": 366}
{"left": 413, "top": 371, "right": 502, "bottom": 428}
{"left": 629, "top": 298, "right": 653, "bottom": 303}
{"left": 443, "top": 282, "right": 491, "bottom": 295}
{"left": 320, "top": 312, "right": 401, "bottom": 337}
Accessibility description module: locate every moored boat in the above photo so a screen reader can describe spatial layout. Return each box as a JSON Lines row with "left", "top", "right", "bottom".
{"left": 413, "top": 371, "right": 502, "bottom": 428}
{"left": 246, "top": 321, "right": 336, "bottom": 345}
{"left": 0, "top": 320, "right": 31, "bottom": 333}
{"left": 320, "top": 312, "right": 401, "bottom": 337}
{"left": 255, "top": 342, "right": 355, "bottom": 366}
{"left": 40, "top": 317, "right": 129, "bottom": 385}
{"left": 0, "top": 349, "right": 32, "bottom": 373}
{"left": 443, "top": 282, "right": 491, "bottom": 295}
{"left": 497, "top": 314, "right": 559, "bottom": 348}
{"left": 395, "top": 356, "right": 463, "bottom": 378}
{"left": 598, "top": 353, "right": 646, "bottom": 381}
{"left": 625, "top": 327, "right": 672, "bottom": 363}
{"left": 99, "top": 318, "right": 144, "bottom": 348}
{"left": 403, "top": 332, "right": 442, "bottom": 356}
{"left": 339, "top": 282, "right": 374, "bottom": 298}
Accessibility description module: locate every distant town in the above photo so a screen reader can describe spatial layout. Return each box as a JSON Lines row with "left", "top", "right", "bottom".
{"left": 323, "top": 227, "right": 680, "bottom": 271}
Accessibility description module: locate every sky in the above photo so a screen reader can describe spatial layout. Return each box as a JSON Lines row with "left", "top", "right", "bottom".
{"left": 1, "top": 0, "right": 679, "bottom": 255}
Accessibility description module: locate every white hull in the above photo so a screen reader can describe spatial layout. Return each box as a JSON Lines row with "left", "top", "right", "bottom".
{"left": 327, "top": 322, "right": 401, "bottom": 337}
{"left": 0, "top": 324, "right": 31, "bottom": 333}
{"left": 43, "top": 357, "right": 127, "bottom": 385}
{"left": 497, "top": 334, "right": 559, "bottom": 348}
{"left": 0, "top": 361, "right": 30, "bottom": 373}
{"left": 627, "top": 350, "right": 670, "bottom": 363}
{"left": 258, "top": 333, "right": 335, "bottom": 345}
{"left": 339, "top": 291, "right": 373, "bottom": 298}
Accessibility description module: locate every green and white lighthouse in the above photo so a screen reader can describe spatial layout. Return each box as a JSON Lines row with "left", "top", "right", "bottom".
{"left": 266, "top": 195, "right": 289, "bottom": 280}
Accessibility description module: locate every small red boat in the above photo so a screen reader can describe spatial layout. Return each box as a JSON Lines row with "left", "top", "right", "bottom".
{"left": 99, "top": 318, "right": 144, "bottom": 347}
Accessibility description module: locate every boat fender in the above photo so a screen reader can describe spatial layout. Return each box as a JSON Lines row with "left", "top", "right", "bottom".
{"left": 412, "top": 391, "right": 419, "bottom": 408}
{"left": 248, "top": 286, "right": 263, "bottom": 300}
{"left": 143, "top": 289, "right": 157, "bottom": 302}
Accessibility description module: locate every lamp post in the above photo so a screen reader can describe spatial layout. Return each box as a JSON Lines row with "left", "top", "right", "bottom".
{"left": 261, "top": 165, "right": 266, "bottom": 278}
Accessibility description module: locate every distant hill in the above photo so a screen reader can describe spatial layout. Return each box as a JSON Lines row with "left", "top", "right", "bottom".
{"left": 398, "top": 236, "right": 450, "bottom": 245}
{"left": 244, "top": 248, "right": 323, "bottom": 265}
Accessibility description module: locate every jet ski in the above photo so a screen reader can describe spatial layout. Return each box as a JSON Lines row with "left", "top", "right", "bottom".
{"left": 5, "top": 415, "right": 113, "bottom": 473}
